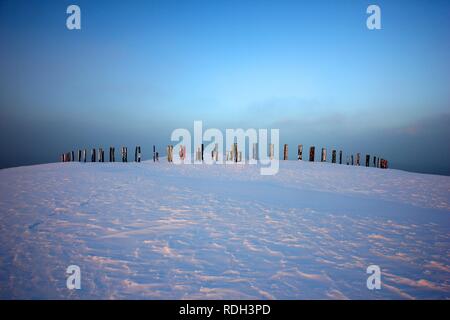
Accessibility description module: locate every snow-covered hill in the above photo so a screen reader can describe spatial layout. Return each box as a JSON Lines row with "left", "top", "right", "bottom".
{"left": 0, "top": 161, "right": 449, "bottom": 299}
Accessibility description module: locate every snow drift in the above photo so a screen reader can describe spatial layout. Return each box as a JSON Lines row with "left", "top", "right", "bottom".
{"left": 0, "top": 160, "right": 449, "bottom": 299}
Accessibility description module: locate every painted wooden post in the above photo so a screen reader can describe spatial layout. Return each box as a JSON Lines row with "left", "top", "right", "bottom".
{"left": 283, "top": 144, "right": 288, "bottom": 160}
{"left": 135, "top": 146, "right": 141, "bottom": 162}
{"left": 332, "top": 150, "right": 336, "bottom": 163}
{"left": 309, "top": 146, "right": 315, "bottom": 162}
{"left": 121, "top": 147, "right": 127, "bottom": 162}
{"left": 91, "top": 149, "right": 96, "bottom": 162}
{"left": 356, "top": 153, "right": 360, "bottom": 166}
{"left": 365, "top": 154, "right": 370, "bottom": 167}
{"left": 298, "top": 144, "right": 303, "bottom": 160}
{"left": 321, "top": 148, "right": 326, "bottom": 162}
{"left": 109, "top": 147, "right": 115, "bottom": 162}
{"left": 179, "top": 145, "right": 185, "bottom": 161}
{"left": 339, "top": 150, "right": 342, "bottom": 164}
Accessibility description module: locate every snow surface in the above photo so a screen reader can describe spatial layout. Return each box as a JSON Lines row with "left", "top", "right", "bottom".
{"left": 0, "top": 160, "right": 449, "bottom": 299}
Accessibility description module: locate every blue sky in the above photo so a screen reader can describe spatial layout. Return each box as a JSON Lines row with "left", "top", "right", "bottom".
{"left": 0, "top": 0, "right": 449, "bottom": 174}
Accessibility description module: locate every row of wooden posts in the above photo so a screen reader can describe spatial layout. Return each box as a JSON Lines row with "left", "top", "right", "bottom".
{"left": 62, "top": 144, "right": 388, "bottom": 169}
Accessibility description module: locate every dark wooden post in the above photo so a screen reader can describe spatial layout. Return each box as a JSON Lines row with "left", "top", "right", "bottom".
{"left": 373, "top": 156, "right": 376, "bottom": 167}
{"left": 121, "top": 147, "right": 127, "bottom": 162}
{"left": 153, "top": 145, "right": 156, "bottom": 162}
{"left": 283, "top": 144, "right": 288, "bottom": 160}
{"left": 110, "top": 147, "right": 115, "bottom": 162}
{"left": 298, "top": 144, "right": 303, "bottom": 160}
{"left": 365, "top": 154, "right": 370, "bottom": 167}
{"left": 91, "top": 149, "right": 96, "bottom": 162}
{"left": 309, "top": 146, "right": 315, "bottom": 162}
{"left": 339, "top": 150, "right": 342, "bottom": 164}
{"left": 356, "top": 153, "right": 360, "bottom": 166}
{"left": 351, "top": 155, "right": 354, "bottom": 165}
{"left": 321, "top": 148, "right": 326, "bottom": 162}
{"left": 234, "top": 143, "right": 238, "bottom": 162}
{"left": 71, "top": 151, "right": 75, "bottom": 162}
{"left": 82, "top": 149, "right": 86, "bottom": 162}
{"left": 377, "top": 158, "right": 380, "bottom": 168}
{"left": 77, "top": 150, "right": 82, "bottom": 162}
{"left": 332, "top": 150, "right": 336, "bottom": 163}
{"left": 201, "top": 144, "right": 204, "bottom": 161}
{"left": 135, "top": 146, "right": 141, "bottom": 162}
{"left": 156, "top": 152, "right": 159, "bottom": 161}
{"left": 99, "top": 148, "right": 104, "bottom": 162}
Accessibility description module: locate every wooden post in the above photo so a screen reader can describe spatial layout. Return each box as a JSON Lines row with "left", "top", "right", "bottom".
{"left": 298, "top": 144, "right": 303, "bottom": 160}
{"left": 201, "top": 144, "right": 204, "bottom": 161}
{"left": 91, "top": 149, "right": 96, "bottom": 162}
{"left": 283, "top": 144, "right": 288, "bottom": 160}
{"left": 252, "top": 143, "right": 258, "bottom": 160}
{"left": 234, "top": 143, "right": 238, "bottom": 162}
{"left": 269, "top": 144, "right": 274, "bottom": 160}
{"left": 238, "top": 151, "right": 242, "bottom": 162}
{"left": 153, "top": 145, "right": 156, "bottom": 162}
{"left": 77, "top": 150, "right": 82, "bottom": 162}
{"left": 167, "top": 145, "right": 173, "bottom": 162}
{"left": 214, "top": 143, "right": 219, "bottom": 161}
{"left": 110, "top": 147, "right": 115, "bottom": 162}
{"left": 339, "top": 150, "right": 342, "bottom": 164}
{"left": 332, "top": 150, "right": 336, "bottom": 163}
{"left": 309, "top": 146, "right": 315, "bottom": 161}
{"left": 135, "top": 146, "right": 141, "bottom": 162}
{"left": 373, "top": 156, "right": 376, "bottom": 167}
{"left": 321, "top": 148, "right": 326, "bottom": 162}
{"left": 71, "top": 151, "right": 75, "bottom": 162}
{"left": 121, "top": 147, "right": 127, "bottom": 162}
{"left": 365, "top": 154, "right": 370, "bottom": 167}
{"left": 179, "top": 145, "right": 185, "bottom": 161}
{"left": 351, "top": 155, "right": 354, "bottom": 165}
{"left": 82, "top": 149, "right": 86, "bottom": 162}
{"left": 377, "top": 158, "right": 380, "bottom": 168}
{"left": 156, "top": 152, "right": 159, "bottom": 161}
{"left": 356, "top": 153, "right": 360, "bottom": 166}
